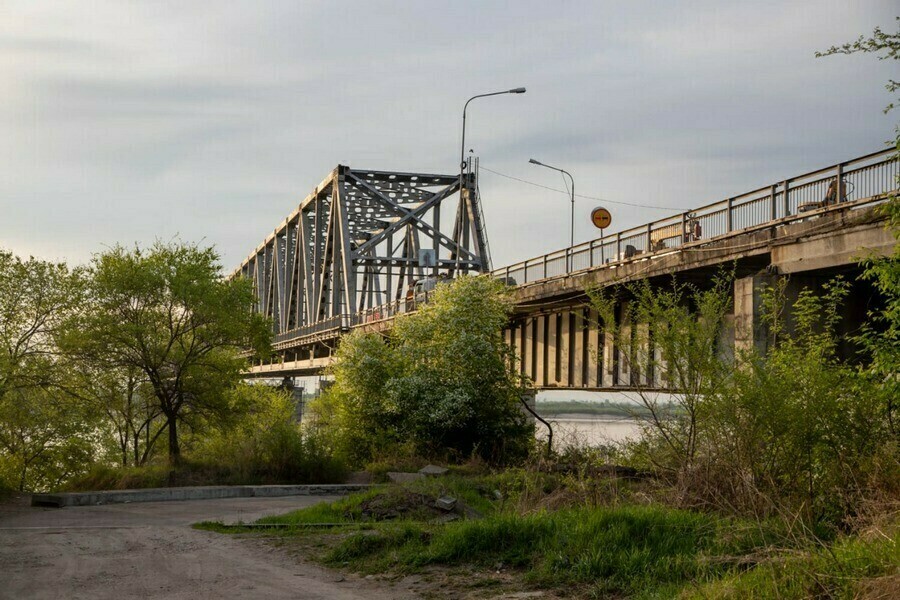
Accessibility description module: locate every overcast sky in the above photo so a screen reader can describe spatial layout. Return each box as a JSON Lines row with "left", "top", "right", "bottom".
{"left": 1, "top": 1, "right": 897, "bottom": 269}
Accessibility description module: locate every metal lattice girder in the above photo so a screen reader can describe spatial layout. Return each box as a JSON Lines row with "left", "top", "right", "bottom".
{"left": 235, "top": 165, "right": 489, "bottom": 337}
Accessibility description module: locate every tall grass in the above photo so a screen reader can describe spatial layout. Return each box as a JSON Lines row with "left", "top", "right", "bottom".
{"left": 317, "top": 505, "right": 781, "bottom": 597}
{"left": 683, "top": 525, "right": 899, "bottom": 599}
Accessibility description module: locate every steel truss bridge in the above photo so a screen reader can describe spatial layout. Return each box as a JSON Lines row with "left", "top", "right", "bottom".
{"left": 236, "top": 148, "right": 899, "bottom": 386}
{"left": 234, "top": 163, "right": 489, "bottom": 355}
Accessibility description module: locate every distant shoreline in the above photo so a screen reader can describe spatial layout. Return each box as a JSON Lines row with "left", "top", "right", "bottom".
{"left": 534, "top": 400, "right": 679, "bottom": 420}
{"left": 538, "top": 412, "right": 639, "bottom": 422}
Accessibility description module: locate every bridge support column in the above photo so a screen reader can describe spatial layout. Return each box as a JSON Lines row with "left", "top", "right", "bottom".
{"left": 586, "top": 309, "right": 600, "bottom": 388}
{"left": 524, "top": 317, "right": 535, "bottom": 383}
{"left": 558, "top": 312, "right": 571, "bottom": 386}
{"left": 733, "top": 274, "right": 771, "bottom": 356}
{"left": 603, "top": 316, "right": 615, "bottom": 387}
{"left": 547, "top": 314, "right": 559, "bottom": 385}
{"left": 572, "top": 310, "right": 585, "bottom": 387}
{"left": 515, "top": 321, "right": 525, "bottom": 375}
{"left": 535, "top": 315, "right": 547, "bottom": 387}
{"left": 616, "top": 301, "right": 630, "bottom": 385}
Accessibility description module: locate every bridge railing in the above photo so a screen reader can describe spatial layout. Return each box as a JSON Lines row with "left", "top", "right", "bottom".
{"left": 273, "top": 295, "right": 425, "bottom": 347}
{"left": 495, "top": 148, "right": 898, "bottom": 286}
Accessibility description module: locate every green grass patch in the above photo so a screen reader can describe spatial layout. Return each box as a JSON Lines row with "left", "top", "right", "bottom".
{"left": 206, "top": 473, "right": 896, "bottom": 598}
{"left": 684, "top": 526, "right": 899, "bottom": 599}
{"left": 258, "top": 486, "right": 388, "bottom": 525}
{"left": 318, "top": 504, "right": 782, "bottom": 598}
{"left": 259, "top": 475, "right": 502, "bottom": 526}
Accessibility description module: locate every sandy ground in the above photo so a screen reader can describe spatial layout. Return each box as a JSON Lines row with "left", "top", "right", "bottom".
{"left": 0, "top": 494, "right": 418, "bottom": 600}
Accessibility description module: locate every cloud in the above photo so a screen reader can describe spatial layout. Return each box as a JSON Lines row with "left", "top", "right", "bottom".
{"left": 0, "top": 0, "right": 896, "bottom": 269}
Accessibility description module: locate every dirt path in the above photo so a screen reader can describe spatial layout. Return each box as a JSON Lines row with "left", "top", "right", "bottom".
{"left": 0, "top": 495, "right": 417, "bottom": 600}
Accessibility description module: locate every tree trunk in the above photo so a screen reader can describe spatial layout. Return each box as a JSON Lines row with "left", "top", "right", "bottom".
{"left": 167, "top": 416, "right": 180, "bottom": 466}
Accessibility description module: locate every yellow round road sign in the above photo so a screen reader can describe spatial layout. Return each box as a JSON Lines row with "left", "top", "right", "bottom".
{"left": 591, "top": 207, "right": 611, "bottom": 229}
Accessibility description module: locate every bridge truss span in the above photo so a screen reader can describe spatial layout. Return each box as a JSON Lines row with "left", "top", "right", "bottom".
{"left": 235, "top": 165, "right": 489, "bottom": 351}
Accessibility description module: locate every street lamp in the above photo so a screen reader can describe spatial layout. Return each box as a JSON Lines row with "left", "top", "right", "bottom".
{"left": 529, "top": 158, "right": 575, "bottom": 251}
{"left": 460, "top": 88, "right": 526, "bottom": 175}
{"left": 455, "top": 87, "right": 526, "bottom": 273}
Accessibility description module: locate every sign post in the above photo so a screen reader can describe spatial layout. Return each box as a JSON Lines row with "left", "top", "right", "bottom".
{"left": 590, "top": 207, "right": 611, "bottom": 264}
{"left": 590, "top": 207, "right": 611, "bottom": 230}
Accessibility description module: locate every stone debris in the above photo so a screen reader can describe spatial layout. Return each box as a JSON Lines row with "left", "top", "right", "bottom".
{"left": 418, "top": 464, "right": 449, "bottom": 477}
{"left": 434, "top": 496, "right": 457, "bottom": 511}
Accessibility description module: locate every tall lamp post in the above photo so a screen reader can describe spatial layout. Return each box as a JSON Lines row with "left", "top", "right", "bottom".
{"left": 460, "top": 87, "right": 527, "bottom": 175}
{"left": 529, "top": 158, "right": 575, "bottom": 268}
{"left": 457, "top": 89, "right": 526, "bottom": 271}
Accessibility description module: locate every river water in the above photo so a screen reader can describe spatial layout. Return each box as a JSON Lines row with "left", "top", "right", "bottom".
{"left": 533, "top": 390, "right": 651, "bottom": 449}
{"left": 534, "top": 414, "right": 643, "bottom": 448}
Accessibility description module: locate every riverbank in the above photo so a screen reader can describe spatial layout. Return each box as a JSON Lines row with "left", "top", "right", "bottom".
{"left": 199, "top": 472, "right": 900, "bottom": 599}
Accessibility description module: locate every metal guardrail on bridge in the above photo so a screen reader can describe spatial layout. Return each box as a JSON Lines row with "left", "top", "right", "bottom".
{"left": 493, "top": 148, "right": 898, "bottom": 286}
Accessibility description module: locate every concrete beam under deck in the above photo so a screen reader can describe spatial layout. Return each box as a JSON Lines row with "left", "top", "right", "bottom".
{"left": 246, "top": 356, "right": 334, "bottom": 378}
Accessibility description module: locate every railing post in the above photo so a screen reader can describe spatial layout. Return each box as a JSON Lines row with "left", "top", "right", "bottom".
{"left": 770, "top": 184, "right": 777, "bottom": 221}
{"left": 782, "top": 179, "right": 790, "bottom": 217}
{"left": 543, "top": 255, "right": 548, "bottom": 279}
{"left": 835, "top": 162, "right": 844, "bottom": 204}
{"left": 589, "top": 239, "right": 594, "bottom": 267}
{"left": 681, "top": 212, "right": 687, "bottom": 245}
{"left": 726, "top": 197, "right": 733, "bottom": 232}
{"left": 616, "top": 232, "right": 621, "bottom": 260}
{"left": 646, "top": 223, "right": 652, "bottom": 252}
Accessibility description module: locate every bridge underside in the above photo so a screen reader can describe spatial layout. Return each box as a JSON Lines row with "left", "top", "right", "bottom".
{"left": 506, "top": 202, "right": 894, "bottom": 389}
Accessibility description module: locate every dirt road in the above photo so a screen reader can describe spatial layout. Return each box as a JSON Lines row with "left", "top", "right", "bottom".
{"left": 0, "top": 495, "right": 416, "bottom": 600}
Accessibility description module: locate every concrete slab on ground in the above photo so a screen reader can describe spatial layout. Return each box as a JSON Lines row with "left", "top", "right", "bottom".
{"left": 32, "top": 483, "right": 372, "bottom": 508}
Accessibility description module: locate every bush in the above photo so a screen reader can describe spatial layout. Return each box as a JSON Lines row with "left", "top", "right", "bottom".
{"left": 190, "top": 384, "right": 348, "bottom": 484}
{"left": 309, "top": 275, "right": 533, "bottom": 466}
{"left": 697, "top": 278, "right": 898, "bottom": 529}
{"left": 65, "top": 384, "right": 349, "bottom": 490}
{"left": 593, "top": 272, "right": 898, "bottom": 530}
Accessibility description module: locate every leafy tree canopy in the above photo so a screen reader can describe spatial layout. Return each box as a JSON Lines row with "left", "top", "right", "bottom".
{"left": 63, "top": 241, "right": 271, "bottom": 465}
{"left": 314, "top": 275, "right": 532, "bottom": 465}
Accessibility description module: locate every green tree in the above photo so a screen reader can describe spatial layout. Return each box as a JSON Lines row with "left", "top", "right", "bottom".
{"left": 314, "top": 329, "right": 402, "bottom": 463}
{"left": 0, "top": 385, "right": 98, "bottom": 492}
{"left": 313, "top": 275, "right": 532, "bottom": 464}
{"left": 193, "top": 383, "right": 347, "bottom": 484}
{"left": 0, "top": 250, "right": 86, "bottom": 402}
{"left": 69, "top": 364, "right": 164, "bottom": 467}
{"left": 391, "top": 275, "right": 530, "bottom": 461}
{"left": 64, "top": 241, "right": 271, "bottom": 466}
{"left": 0, "top": 250, "right": 94, "bottom": 491}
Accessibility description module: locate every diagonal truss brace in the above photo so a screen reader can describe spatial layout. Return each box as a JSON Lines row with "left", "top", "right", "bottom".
{"left": 234, "top": 164, "right": 490, "bottom": 341}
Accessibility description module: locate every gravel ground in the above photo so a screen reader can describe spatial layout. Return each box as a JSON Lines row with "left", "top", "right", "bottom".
{"left": 0, "top": 494, "right": 417, "bottom": 600}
